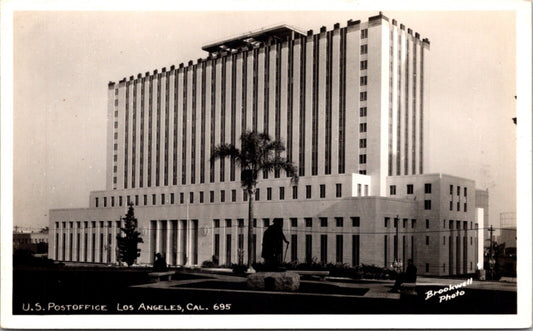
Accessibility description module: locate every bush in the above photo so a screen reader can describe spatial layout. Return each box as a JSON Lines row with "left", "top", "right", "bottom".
{"left": 201, "top": 260, "right": 216, "bottom": 268}
{"left": 231, "top": 264, "right": 247, "bottom": 274}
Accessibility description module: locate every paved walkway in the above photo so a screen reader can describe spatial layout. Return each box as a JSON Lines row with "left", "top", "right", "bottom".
{"left": 132, "top": 271, "right": 516, "bottom": 301}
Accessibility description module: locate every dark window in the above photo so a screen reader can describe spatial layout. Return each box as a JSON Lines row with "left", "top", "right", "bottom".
{"left": 384, "top": 217, "right": 389, "bottom": 227}
{"left": 238, "top": 219, "right": 244, "bottom": 228}
{"left": 225, "top": 219, "right": 232, "bottom": 228}
{"left": 255, "top": 188, "right": 260, "bottom": 201}
{"left": 200, "top": 191, "right": 204, "bottom": 203}
{"left": 426, "top": 219, "right": 430, "bottom": 229}
{"left": 424, "top": 183, "right": 432, "bottom": 194}
{"left": 351, "top": 217, "right": 360, "bottom": 227}
{"left": 426, "top": 236, "right": 429, "bottom": 245}
{"left": 403, "top": 219, "right": 408, "bottom": 228}
{"left": 180, "top": 192, "right": 184, "bottom": 204}
{"left": 95, "top": 197, "right": 99, "bottom": 208}
{"left": 412, "top": 219, "right": 416, "bottom": 228}
{"left": 390, "top": 185, "right": 396, "bottom": 195}
{"left": 336, "top": 235, "right": 343, "bottom": 263}
{"left": 152, "top": 194, "right": 156, "bottom": 205}
{"left": 320, "top": 235, "right": 328, "bottom": 264}
{"left": 279, "top": 187, "right": 285, "bottom": 200}
{"left": 359, "top": 139, "right": 367, "bottom": 148}
{"left": 359, "top": 123, "right": 367, "bottom": 132}
{"left": 263, "top": 218, "right": 270, "bottom": 227}
{"left": 360, "top": 60, "right": 367, "bottom": 70}
{"left": 267, "top": 187, "right": 272, "bottom": 200}
{"left": 305, "top": 218, "right": 312, "bottom": 227}
{"left": 359, "top": 91, "right": 367, "bottom": 101}
{"left": 161, "top": 194, "right": 165, "bottom": 205}
{"left": 220, "top": 190, "right": 225, "bottom": 202}
{"left": 359, "top": 154, "right": 366, "bottom": 164}
{"left": 170, "top": 193, "right": 174, "bottom": 204}
{"left": 306, "top": 185, "right": 312, "bottom": 199}
{"left": 457, "top": 186, "right": 461, "bottom": 196}
{"left": 457, "top": 201, "right": 460, "bottom": 211}
{"left": 336, "top": 183, "right": 342, "bottom": 198}
{"left": 464, "top": 203, "right": 467, "bottom": 212}
{"left": 335, "top": 217, "right": 343, "bottom": 227}
{"left": 231, "top": 189, "right": 236, "bottom": 202}
{"left": 243, "top": 190, "right": 248, "bottom": 201}
{"left": 210, "top": 191, "right": 214, "bottom": 203}
{"left": 291, "top": 235, "right": 297, "bottom": 262}
{"left": 464, "top": 187, "right": 467, "bottom": 197}
{"left": 320, "top": 184, "right": 326, "bottom": 198}
{"left": 292, "top": 186, "right": 298, "bottom": 199}
{"left": 425, "top": 263, "right": 429, "bottom": 272}
{"left": 450, "top": 201, "right": 453, "bottom": 211}
{"left": 190, "top": 192, "right": 194, "bottom": 203}
{"left": 305, "top": 235, "right": 312, "bottom": 263}
{"left": 290, "top": 218, "right": 297, "bottom": 227}
{"left": 320, "top": 217, "right": 328, "bottom": 227}
{"left": 450, "top": 185, "right": 453, "bottom": 195}
{"left": 424, "top": 200, "right": 432, "bottom": 210}
{"left": 352, "top": 235, "right": 360, "bottom": 266}
{"left": 360, "top": 107, "right": 367, "bottom": 117}
{"left": 407, "top": 184, "right": 413, "bottom": 194}
{"left": 213, "top": 219, "right": 220, "bottom": 228}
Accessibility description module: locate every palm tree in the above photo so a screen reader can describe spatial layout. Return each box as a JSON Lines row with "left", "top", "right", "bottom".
{"left": 210, "top": 130, "right": 298, "bottom": 271}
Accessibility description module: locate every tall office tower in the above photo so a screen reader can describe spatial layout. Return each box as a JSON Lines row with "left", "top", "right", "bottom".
{"left": 50, "top": 13, "right": 483, "bottom": 276}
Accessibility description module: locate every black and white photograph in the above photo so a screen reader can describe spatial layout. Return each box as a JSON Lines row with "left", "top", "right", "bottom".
{"left": 1, "top": 0, "right": 531, "bottom": 329}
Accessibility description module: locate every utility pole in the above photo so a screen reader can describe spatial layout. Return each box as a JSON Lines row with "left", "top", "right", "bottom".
{"left": 488, "top": 225, "right": 495, "bottom": 279}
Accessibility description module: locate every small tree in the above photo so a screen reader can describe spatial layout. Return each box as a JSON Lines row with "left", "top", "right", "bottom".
{"left": 116, "top": 203, "right": 143, "bottom": 266}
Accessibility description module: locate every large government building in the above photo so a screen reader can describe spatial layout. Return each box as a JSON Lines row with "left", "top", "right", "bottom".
{"left": 49, "top": 13, "right": 487, "bottom": 276}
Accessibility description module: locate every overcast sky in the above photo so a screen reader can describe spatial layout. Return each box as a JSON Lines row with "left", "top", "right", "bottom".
{"left": 12, "top": 9, "right": 517, "bottom": 231}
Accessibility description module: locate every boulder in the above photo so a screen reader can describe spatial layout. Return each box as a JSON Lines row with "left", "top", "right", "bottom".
{"left": 246, "top": 271, "right": 300, "bottom": 291}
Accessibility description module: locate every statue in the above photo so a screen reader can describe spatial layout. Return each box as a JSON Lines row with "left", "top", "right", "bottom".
{"left": 261, "top": 219, "right": 289, "bottom": 270}
{"left": 153, "top": 253, "right": 168, "bottom": 272}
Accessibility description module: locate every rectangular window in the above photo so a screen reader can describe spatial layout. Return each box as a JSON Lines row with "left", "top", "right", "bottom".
{"left": 320, "top": 217, "right": 328, "bottom": 227}
{"left": 290, "top": 218, "right": 297, "bottom": 227}
{"left": 291, "top": 234, "right": 297, "bottom": 262}
{"left": 320, "top": 235, "right": 328, "bottom": 264}
{"left": 255, "top": 188, "right": 260, "bottom": 201}
{"left": 389, "top": 185, "right": 396, "bottom": 195}
{"left": 412, "top": 219, "right": 416, "bottom": 229}
{"left": 384, "top": 217, "right": 389, "bottom": 227}
{"left": 279, "top": 187, "right": 285, "bottom": 200}
{"left": 103, "top": 197, "right": 107, "bottom": 207}
{"left": 359, "top": 107, "right": 367, "bottom": 117}
{"left": 305, "top": 235, "right": 312, "bottom": 263}
{"left": 361, "top": 28, "right": 368, "bottom": 38}
{"left": 424, "top": 200, "right": 432, "bottom": 210}
{"left": 359, "top": 154, "right": 367, "bottom": 164}
{"left": 161, "top": 194, "right": 165, "bottom": 205}
{"left": 359, "top": 139, "right": 367, "bottom": 148}
{"left": 95, "top": 197, "right": 99, "bottom": 208}
{"left": 457, "top": 186, "right": 461, "bottom": 196}
{"left": 359, "top": 91, "right": 367, "bottom": 101}
{"left": 213, "top": 219, "right": 220, "bottom": 228}
{"left": 407, "top": 184, "right": 413, "bottom": 194}
{"left": 464, "top": 187, "right": 467, "bottom": 197}
{"left": 320, "top": 184, "right": 326, "bottom": 198}
{"left": 226, "top": 234, "right": 231, "bottom": 265}
{"left": 336, "top": 235, "right": 343, "bottom": 263}
{"left": 263, "top": 218, "right": 270, "bottom": 227}
{"left": 450, "top": 184, "right": 453, "bottom": 195}
{"left": 464, "top": 203, "right": 467, "bottom": 212}
{"left": 425, "top": 183, "right": 432, "bottom": 194}
{"left": 243, "top": 190, "right": 248, "bottom": 202}
{"left": 306, "top": 185, "right": 312, "bottom": 199}
{"left": 238, "top": 219, "right": 244, "bottom": 228}
{"left": 359, "top": 123, "right": 367, "bottom": 132}
{"left": 231, "top": 189, "right": 236, "bottom": 202}
{"left": 305, "top": 218, "right": 312, "bottom": 227}
{"left": 426, "top": 236, "right": 429, "bottom": 245}
{"left": 200, "top": 191, "right": 204, "bottom": 203}
{"left": 450, "top": 201, "right": 453, "bottom": 211}
{"left": 225, "top": 219, "right": 232, "bottom": 228}
{"left": 426, "top": 219, "right": 430, "bottom": 228}
{"left": 352, "top": 235, "right": 360, "bottom": 266}
{"left": 360, "top": 60, "right": 367, "bottom": 70}
{"left": 152, "top": 194, "right": 156, "bottom": 205}
{"left": 214, "top": 234, "right": 220, "bottom": 262}
{"left": 180, "top": 192, "right": 184, "bottom": 204}
{"left": 425, "top": 263, "right": 429, "bottom": 273}
{"left": 170, "top": 193, "right": 174, "bottom": 204}
{"left": 336, "top": 183, "right": 342, "bottom": 198}
{"left": 457, "top": 201, "right": 460, "bottom": 211}
{"left": 190, "top": 192, "right": 194, "bottom": 203}
{"left": 267, "top": 187, "right": 272, "bottom": 200}
{"left": 210, "top": 191, "right": 214, "bottom": 203}
{"left": 360, "top": 76, "right": 367, "bottom": 86}
{"left": 360, "top": 44, "right": 368, "bottom": 54}
{"left": 335, "top": 217, "right": 343, "bottom": 227}
{"left": 220, "top": 190, "right": 225, "bottom": 202}
{"left": 292, "top": 186, "right": 298, "bottom": 199}
{"left": 351, "top": 217, "right": 360, "bottom": 227}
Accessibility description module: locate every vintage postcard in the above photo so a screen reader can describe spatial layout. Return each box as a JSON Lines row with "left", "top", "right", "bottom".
{"left": 1, "top": 0, "right": 531, "bottom": 329}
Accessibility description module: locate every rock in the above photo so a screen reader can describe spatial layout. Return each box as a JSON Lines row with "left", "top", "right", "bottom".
{"left": 246, "top": 271, "right": 300, "bottom": 291}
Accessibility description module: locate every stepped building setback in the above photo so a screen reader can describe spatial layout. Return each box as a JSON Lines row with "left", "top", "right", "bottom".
{"left": 49, "top": 13, "right": 486, "bottom": 276}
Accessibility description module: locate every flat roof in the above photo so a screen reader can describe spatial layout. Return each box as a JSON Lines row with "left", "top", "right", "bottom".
{"left": 201, "top": 24, "right": 306, "bottom": 53}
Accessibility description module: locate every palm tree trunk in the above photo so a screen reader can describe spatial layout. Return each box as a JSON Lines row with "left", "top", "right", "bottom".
{"left": 247, "top": 190, "right": 254, "bottom": 268}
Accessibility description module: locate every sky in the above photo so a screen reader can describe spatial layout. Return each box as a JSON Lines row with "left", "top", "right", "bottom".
{"left": 11, "top": 8, "right": 518, "bottom": 232}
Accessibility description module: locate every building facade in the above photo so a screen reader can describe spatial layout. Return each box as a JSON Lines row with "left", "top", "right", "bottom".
{"left": 49, "top": 13, "right": 484, "bottom": 276}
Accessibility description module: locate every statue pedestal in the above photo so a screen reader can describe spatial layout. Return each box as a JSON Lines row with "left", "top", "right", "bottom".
{"left": 246, "top": 271, "right": 300, "bottom": 291}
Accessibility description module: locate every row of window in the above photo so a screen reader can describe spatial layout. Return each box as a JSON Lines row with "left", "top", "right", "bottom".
{"left": 212, "top": 216, "right": 362, "bottom": 229}
{"left": 95, "top": 183, "right": 346, "bottom": 208}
